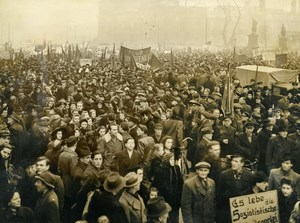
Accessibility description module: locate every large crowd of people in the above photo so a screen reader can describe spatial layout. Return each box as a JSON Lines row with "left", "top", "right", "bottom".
{"left": 0, "top": 49, "right": 300, "bottom": 223}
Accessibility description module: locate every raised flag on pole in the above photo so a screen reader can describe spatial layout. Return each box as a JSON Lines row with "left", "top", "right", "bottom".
{"left": 170, "top": 48, "right": 174, "bottom": 68}
{"left": 149, "top": 54, "right": 163, "bottom": 70}
{"left": 120, "top": 46, "right": 151, "bottom": 68}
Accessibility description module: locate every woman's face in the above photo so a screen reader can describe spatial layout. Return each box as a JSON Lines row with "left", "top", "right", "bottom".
{"left": 56, "top": 131, "right": 63, "bottom": 140}
{"left": 281, "top": 184, "right": 293, "bottom": 197}
{"left": 99, "top": 128, "right": 106, "bottom": 137}
{"left": 9, "top": 192, "right": 21, "bottom": 208}
{"left": 164, "top": 139, "right": 173, "bottom": 149}
{"left": 93, "top": 154, "right": 103, "bottom": 168}
{"left": 81, "top": 121, "right": 88, "bottom": 129}
{"left": 74, "top": 129, "right": 80, "bottom": 137}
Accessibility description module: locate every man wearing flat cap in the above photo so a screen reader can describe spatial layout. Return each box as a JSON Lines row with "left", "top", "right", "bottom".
{"left": 181, "top": 161, "right": 216, "bottom": 223}
{"left": 34, "top": 171, "right": 60, "bottom": 223}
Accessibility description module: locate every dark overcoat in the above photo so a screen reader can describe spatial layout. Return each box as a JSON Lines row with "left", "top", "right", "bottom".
{"left": 181, "top": 175, "right": 215, "bottom": 223}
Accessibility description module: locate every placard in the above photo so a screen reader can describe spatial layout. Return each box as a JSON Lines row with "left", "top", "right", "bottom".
{"left": 230, "top": 190, "right": 279, "bottom": 223}
{"left": 80, "top": 59, "right": 92, "bottom": 66}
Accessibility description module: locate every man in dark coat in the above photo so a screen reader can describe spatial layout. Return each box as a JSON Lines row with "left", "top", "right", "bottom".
{"left": 87, "top": 172, "right": 128, "bottom": 223}
{"left": 35, "top": 156, "right": 64, "bottom": 217}
{"left": 217, "top": 153, "right": 255, "bottom": 223}
{"left": 257, "top": 119, "right": 274, "bottom": 174}
{"left": 115, "top": 137, "right": 142, "bottom": 176}
{"left": 17, "top": 160, "right": 39, "bottom": 210}
{"left": 266, "top": 124, "right": 292, "bottom": 173}
{"left": 287, "top": 122, "right": 300, "bottom": 173}
{"left": 98, "top": 123, "right": 123, "bottom": 171}
{"left": 34, "top": 171, "right": 59, "bottom": 223}
{"left": 162, "top": 107, "right": 184, "bottom": 151}
{"left": 181, "top": 161, "right": 216, "bottom": 223}
{"left": 7, "top": 113, "right": 26, "bottom": 166}
{"left": 215, "top": 116, "right": 236, "bottom": 157}
{"left": 234, "top": 122, "right": 259, "bottom": 161}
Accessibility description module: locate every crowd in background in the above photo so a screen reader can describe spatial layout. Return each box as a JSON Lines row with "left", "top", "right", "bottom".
{"left": 0, "top": 49, "right": 300, "bottom": 223}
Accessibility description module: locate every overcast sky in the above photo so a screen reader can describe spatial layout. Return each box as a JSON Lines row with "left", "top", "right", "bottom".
{"left": 0, "top": 0, "right": 295, "bottom": 44}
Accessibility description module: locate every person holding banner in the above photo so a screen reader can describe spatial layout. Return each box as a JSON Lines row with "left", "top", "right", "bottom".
{"left": 217, "top": 153, "right": 255, "bottom": 223}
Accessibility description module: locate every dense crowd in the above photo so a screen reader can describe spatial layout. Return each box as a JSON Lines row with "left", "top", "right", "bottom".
{"left": 0, "top": 49, "right": 300, "bottom": 223}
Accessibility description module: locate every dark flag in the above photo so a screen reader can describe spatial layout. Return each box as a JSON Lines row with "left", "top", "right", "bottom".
{"left": 130, "top": 53, "right": 137, "bottom": 70}
{"left": 276, "top": 54, "right": 287, "bottom": 67}
{"left": 47, "top": 45, "right": 51, "bottom": 61}
{"left": 112, "top": 43, "right": 115, "bottom": 70}
{"left": 75, "top": 44, "right": 82, "bottom": 62}
{"left": 61, "top": 45, "right": 66, "bottom": 59}
{"left": 120, "top": 46, "right": 151, "bottom": 68}
{"left": 68, "top": 45, "right": 72, "bottom": 62}
{"left": 170, "top": 48, "right": 174, "bottom": 68}
{"left": 149, "top": 54, "right": 163, "bottom": 70}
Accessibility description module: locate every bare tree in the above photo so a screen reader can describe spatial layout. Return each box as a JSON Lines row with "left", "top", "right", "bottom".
{"left": 217, "top": 0, "right": 241, "bottom": 47}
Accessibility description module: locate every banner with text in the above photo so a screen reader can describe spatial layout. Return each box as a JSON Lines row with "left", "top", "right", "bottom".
{"left": 120, "top": 46, "right": 151, "bottom": 68}
{"left": 229, "top": 190, "right": 279, "bottom": 223}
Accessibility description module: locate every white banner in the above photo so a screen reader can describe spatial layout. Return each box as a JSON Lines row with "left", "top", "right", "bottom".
{"left": 230, "top": 190, "right": 279, "bottom": 223}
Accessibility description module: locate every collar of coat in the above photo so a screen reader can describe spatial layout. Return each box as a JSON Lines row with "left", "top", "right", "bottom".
{"left": 120, "top": 190, "right": 143, "bottom": 209}
{"left": 104, "top": 132, "right": 123, "bottom": 142}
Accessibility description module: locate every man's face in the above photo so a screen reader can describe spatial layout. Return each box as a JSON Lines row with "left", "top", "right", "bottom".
{"left": 73, "top": 116, "right": 80, "bottom": 124}
{"left": 212, "top": 110, "right": 220, "bottom": 119}
{"left": 26, "top": 164, "right": 37, "bottom": 177}
{"left": 196, "top": 168, "right": 210, "bottom": 179}
{"left": 110, "top": 125, "right": 118, "bottom": 136}
{"left": 81, "top": 155, "right": 91, "bottom": 164}
{"left": 245, "top": 127, "right": 254, "bottom": 135}
{"left": 256, "top": 181, "right": 269, "bottom": 192}
{"left": 0, "top": 148, "right": 11, "bottom": 160}
{"left": 231, "top": 157, "right": 244, "bottom": 171}
{"left": 36, "top": 160, "right": 49, "bottom": 175}
{"left": 223, "top": 119, "right": 232, "bottom": 127}
{"left": 154, "top": 128, "right": 162, "bottom": 135}
{"left": 125, "top": 139, "right": 135, "bottom": 150}
{"left": 281, "top": 160, "right": 293, "bottom": 172}
{"left": 279, "top": 131, "right": 288, "bottom": 138}
{"left": 0, "top": 135, "right": 10, "bottom": 145}
{"left": 137, "top": 169, "right": 144, "bottom": 182}
{"left": 209, "top": 145, "right": 221, "bottom": 158}
{"left": 35, "top": 179, "right": 46, "bottom": 192}
{"left": 77, "top": 102, "right": 83, "bottom": 111}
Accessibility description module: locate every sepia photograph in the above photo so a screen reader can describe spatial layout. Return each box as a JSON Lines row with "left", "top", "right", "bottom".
{"left": 0, "top": 0, "right": 300, "bottom": 222}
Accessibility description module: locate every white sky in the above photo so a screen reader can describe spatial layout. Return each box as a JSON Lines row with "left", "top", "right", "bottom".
{"left": 0, "top": 0, "right": 295, "bottom": 44}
